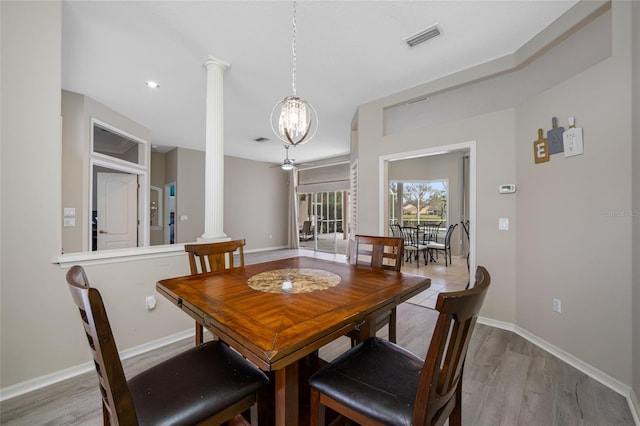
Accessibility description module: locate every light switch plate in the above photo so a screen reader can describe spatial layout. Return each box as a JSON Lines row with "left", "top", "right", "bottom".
{"left": 499, "top": 184, "right": 516, "bottom": 194}
{"left": 63, "top": 207, "right": 76, "bottom": 217}
{"left": 563, "top": 127, "right": 583, "bottom": 157}
{"left": 63, "top": 217, "right": 76, "bottom": 227}
{"left": 498, "top": 218, "right": 509, "bottom": 231}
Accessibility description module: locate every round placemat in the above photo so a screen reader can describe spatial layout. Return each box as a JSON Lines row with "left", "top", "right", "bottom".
{"left": 247, "top": 268, "right": 341, "bottom": 294}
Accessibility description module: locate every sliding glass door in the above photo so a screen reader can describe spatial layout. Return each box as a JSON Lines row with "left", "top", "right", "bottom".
{"left": 298, "top": 190, "right": 348, "bottom": 255}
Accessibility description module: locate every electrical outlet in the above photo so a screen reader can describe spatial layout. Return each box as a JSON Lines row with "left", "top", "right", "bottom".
{"left": 553, "top": 298, "right": 561, "bottom": 313}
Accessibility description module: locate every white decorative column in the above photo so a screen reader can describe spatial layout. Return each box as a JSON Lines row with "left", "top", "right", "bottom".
{"left": 199, "top": 56, "right": 230, "bottom": 242}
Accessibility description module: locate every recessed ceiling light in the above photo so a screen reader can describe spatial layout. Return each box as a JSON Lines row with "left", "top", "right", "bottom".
{"left": 145, "top": 81, "right": 160, "bottom": 89}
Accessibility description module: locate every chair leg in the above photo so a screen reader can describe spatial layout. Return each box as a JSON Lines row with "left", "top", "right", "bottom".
{"left": 195, "top": 323, "right": 204, "bottom": 345}
{"left": 102, "top": 404, "right": 110, "bottom": 426}
{"left": 449, "top": 377, "right": 463, "bottom": 426}
{"left": 251, "top": 386, "right": 270, "bottom": 426}
{"left": 389, "top": 308, "right": 397, "bottom": 343}
{"left": 310, "top": 388, "right": 325, "bottom": 426}
{"left": 249, "top": 403, "right": 258, "bottom": 426}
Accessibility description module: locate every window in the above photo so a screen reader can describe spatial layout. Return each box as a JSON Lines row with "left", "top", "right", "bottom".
{"left": 93, "top": 121, "right": 145, "bottom": 166}
{"left": 389, "top": 180, "right": 448, "bottom": 227}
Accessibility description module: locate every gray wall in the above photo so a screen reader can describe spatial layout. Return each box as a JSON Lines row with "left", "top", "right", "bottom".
{"left": 2, "top": 0, "right": 68, "bottom": 387}
{"left": 515, "top": 24, "right": 632, "bottom": 384}
{"left": 224, "top": 156, "right": 289, "bottom": 249}
{"left": 0, "top": 1, "right": 289, "bottom": 391}
{"left": 353, "top": 1, "right": 635, "bottom": 389}
{"left": 174, "top": 148, "right": 205, "bottom": 243}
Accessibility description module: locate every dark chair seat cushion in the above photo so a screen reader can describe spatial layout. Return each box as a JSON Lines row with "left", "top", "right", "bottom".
{"left": 309, "top": 337, "right": 423, "bottom": 426}
{"left": 128, "top": 341, "right": 268, "bottom": 426}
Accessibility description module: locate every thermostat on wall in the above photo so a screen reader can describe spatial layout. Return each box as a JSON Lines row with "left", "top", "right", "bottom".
{"left": 499, "top": 184, "right": 517, "bottom": 194}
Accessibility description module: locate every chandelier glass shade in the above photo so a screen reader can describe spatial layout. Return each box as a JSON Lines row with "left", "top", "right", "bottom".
{"left": 271, "top": 96, "right": 317, "bottom": 146}
{"left": 270, "top": 0, "right": 317, "bottom": 146}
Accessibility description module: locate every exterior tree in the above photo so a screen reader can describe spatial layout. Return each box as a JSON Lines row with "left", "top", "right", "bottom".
{"left": 403, "top": 183, "right": 432, "bottom": 223}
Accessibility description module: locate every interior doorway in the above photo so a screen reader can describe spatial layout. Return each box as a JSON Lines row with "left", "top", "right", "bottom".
{"left": 380, "top": 141, "right": 476, "bottom": 275}
{"left": 164, "top": 182, "right": 176, "bottom": 244}
{"left": 91, "top": 164, "right": 144, "bottom": 251}
{"left": 95, "top": 172, "right": 138, "bottom": 250}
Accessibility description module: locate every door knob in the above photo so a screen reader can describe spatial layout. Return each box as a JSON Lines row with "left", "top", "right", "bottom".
{"left": 99, "top": 230, "right": 108, "bottom": 234}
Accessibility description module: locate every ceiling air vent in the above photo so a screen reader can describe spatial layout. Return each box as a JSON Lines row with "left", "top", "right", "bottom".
{"left": 404, "top": 24, "right": 440, "bottom": 47}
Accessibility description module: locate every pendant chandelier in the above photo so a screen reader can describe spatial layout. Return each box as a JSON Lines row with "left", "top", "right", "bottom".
{"left": 270, "top": 0, "right": 318, "bottom": 146}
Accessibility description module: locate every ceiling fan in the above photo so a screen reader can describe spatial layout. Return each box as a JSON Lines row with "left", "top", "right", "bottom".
{"left": 272, "top": 145, "right": 313, "bottom": 170}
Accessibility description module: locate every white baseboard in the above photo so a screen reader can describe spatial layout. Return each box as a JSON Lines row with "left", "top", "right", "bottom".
{"left": 478, "top": 316, "right": 640, "bottom": 425}
{"left": 244, "top": 245, "right": 289, "bottom": 254}
{"left": 0, "top": 329, "right": 193, "bottom": 402}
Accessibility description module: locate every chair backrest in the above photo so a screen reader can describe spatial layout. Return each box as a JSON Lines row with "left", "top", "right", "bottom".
{"left": 400, "top": 225, "right": 418, "bottom": 246}
{"left": 351, "top": 235, "right": 404, "bottom": 272}
{"left": 418, "top": 222, "right": 441, "bottom": 243}
{"left": 184, "top": 239, "right": 246, "bottom": 274}
{"left": 66, "top": 266, "right": 138, "bottom": 425}
{"left": 461, "top": 220, "right": 470, "bottom": 241}
{"left": 412, "top": 266, "right": 491, "bottom": 425}
{"left": 389, "top": 223, "right": 402, "bottom": 238}
{"left": 443, "top": 223, "right": 458, "bottom": 247}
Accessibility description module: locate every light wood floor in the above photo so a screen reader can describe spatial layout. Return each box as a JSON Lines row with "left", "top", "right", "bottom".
{"left": 0, "top": 249, "right": 634, "bottom": 425}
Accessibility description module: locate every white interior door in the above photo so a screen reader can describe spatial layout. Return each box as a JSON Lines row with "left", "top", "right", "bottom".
{"left": 97, "top": 172, "right": 138, "bottom": 250}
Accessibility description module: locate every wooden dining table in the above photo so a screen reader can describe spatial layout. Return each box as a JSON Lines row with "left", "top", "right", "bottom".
{"left": 156, "top": 255, "right": 431, "bottom": 425}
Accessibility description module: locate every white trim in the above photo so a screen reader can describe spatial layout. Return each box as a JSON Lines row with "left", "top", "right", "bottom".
{"left": 91, "top": 118, "right": 149, "bottom": 169}
{"left": 0, "top": 330, "right": 193, "bottom": 402}
{"left": 53, "top": 244, "right": 186, "bottom": 268}
{"left": 478, "top": 316, "right": 640, "bottom": 425}
{"left": 53, "top": 244, "right": 292, "bottom": 268}
{"left": 244, "top": 245, "right": 290, "bottom": 253}
{"left": 297, "top": 180, "right": 350, "bottom": 193}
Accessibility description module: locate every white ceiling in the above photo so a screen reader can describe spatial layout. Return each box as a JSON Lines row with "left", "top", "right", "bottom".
{"left": 62, "top": 0, "right": 578, "bottom": 165}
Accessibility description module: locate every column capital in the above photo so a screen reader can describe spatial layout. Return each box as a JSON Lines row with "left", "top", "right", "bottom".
{"left": 204, "top": 55, "right": 230, "bottom": 72}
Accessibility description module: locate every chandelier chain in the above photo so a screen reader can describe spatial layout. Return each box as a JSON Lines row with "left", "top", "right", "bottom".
{"left": 291, "top": 0, "right": 297, "bottom": 97}
{"left": 270, "top": 0, "right": 317, "bottom": 146}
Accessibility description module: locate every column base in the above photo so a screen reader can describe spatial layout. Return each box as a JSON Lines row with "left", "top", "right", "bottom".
{"left": 197, "top": 235, "right": 231, "bottom": 243}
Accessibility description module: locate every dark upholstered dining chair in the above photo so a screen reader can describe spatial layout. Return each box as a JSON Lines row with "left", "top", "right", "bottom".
{"left": 184, "top": 239, "right": 245, "bottom": 344}
{"left": 346, "top": 235, "right": 404, "bottom": 346}
{"left": 309, "top": 266, "right": 491, "bottom": 426}
{"left": 65, "top": 265, "right": 269, "bottom": 426}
